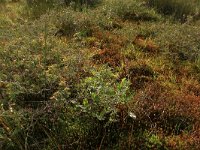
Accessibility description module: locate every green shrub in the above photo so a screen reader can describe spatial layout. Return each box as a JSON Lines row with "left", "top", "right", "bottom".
{"left": 24, "top": 0, "right": 101, "bottom": 18}
{"left": 144, "top": 133, "right": 165, "bottom": 149}
{"left": 0, "top": 0, "right": 6, "bottom": 3}
{"left": 64, "top": 0, "right": 101, "bottom": 9}
{"left": 78, "top": 66, "right": 132, "bottom": 122}
{"left": 2, "top": 0, "right": 200, "bottom": 149}
{"left": 103, "top": 0, "right": 161, "bottom": 21}
{"left": 54, "top": 8, "right": 93, "bottom": 37}
{"left": 146, "top": 0, "right": 200, "bottom": 22}
{"left": 0, "top": 12, "right": 89, "bottom": 108}
{"left": 25, "top": 0, "right": 62, "bottom": 18}
{"left": 0, "top": 66, "right": 133, "bottom": 149}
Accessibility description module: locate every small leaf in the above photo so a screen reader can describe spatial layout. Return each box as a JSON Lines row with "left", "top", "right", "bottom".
{"left": 83, "top": 99, "right": 89, "bottom": 106}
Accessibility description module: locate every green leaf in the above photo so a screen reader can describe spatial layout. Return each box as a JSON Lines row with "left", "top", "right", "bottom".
{"left": 83, "top": 98, "right": 89, "bottom": 106}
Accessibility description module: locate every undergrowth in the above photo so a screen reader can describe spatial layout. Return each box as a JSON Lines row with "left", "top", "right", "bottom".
{"left": 146, "top": 0, "right": 200, "bottom": 22}
{"left": 1, "top": 0, "right": 200, "bottom": 149}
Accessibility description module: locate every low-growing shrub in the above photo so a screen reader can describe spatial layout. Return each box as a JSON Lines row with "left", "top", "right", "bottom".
{"left": 54, "top": 9, "right": 93, "bottom": 37}
{"left": 103, "top": 0, "right": 161, "bottom": 21}
{"left": 132, "top": 82, "right": 199, "bottom": 136}
{"left": 25, "top": 0, "right": 101, "bottom": 18}
{"left": 0, "top": 66, "right": 134, "bottom": 149}
{"left": 64, "top": 0, "right": 101, "bottom": 9}
{"left": 0, "top": 0, "right": 6, "bottom": 3}
{"left": 25, "top": 0, "right": 61, "bottom": 18}
{"left": 0, "top": 14, "right": 89, "bottom": 108}
{"left": 146, "top": 0, "right": 200, "bottom": 22}
{"left": 1, "top": 0, "right": 200, "bottom": 149}
{"left": 78, "top": 67, "right": 132, "bottom": 122}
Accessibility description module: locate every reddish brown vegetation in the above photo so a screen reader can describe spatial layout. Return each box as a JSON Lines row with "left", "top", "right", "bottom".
{"left": 133, "top": 35, "right": 159, "bottom": 53}
{"left": 92, "top": 48, "right": 123, "bottom": 67}
{"left": 91, "top": 30, "right": 129, "bottom": 67}
{"left": 115, "top": 103, "right": 129, "bottom": 128}
{"left": 130, "top": 84, "right": 200, "bottom": 148}
{"left": 182, "top": 80, "right": 200, "bottom": 97}
{"left": 132, "top": 82, "right": 200, "bottom": 139}
{"left": 120, "top": 63, "right": 155, "bottom": 90}
{"left": 92, "top": 29, "right": 129, "bottom": 50}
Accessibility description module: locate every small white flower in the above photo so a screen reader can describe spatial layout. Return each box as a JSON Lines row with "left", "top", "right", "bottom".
{"left": 9, "top": 107, "right": 13, "bottom": 113}
{"left": 129, "top": 112, "right": 136, "bottom": 119}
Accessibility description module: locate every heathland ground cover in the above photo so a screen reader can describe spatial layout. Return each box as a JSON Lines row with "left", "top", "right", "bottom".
{"left": 1, "top": 0, "right": 200, "bottom": 149}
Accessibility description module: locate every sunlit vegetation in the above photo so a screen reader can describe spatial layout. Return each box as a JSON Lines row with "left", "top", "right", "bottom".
{"left": 1, "top": 0, "right": 200, "bottom": 149}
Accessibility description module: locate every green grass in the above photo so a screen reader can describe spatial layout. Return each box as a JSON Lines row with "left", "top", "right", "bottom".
{"left": 1, "top": 0, "right": 200, "bottom": 149}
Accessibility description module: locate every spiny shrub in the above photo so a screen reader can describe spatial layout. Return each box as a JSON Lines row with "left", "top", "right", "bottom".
{"left": 146, "top": 0, "right": 200, "bottom": 22}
